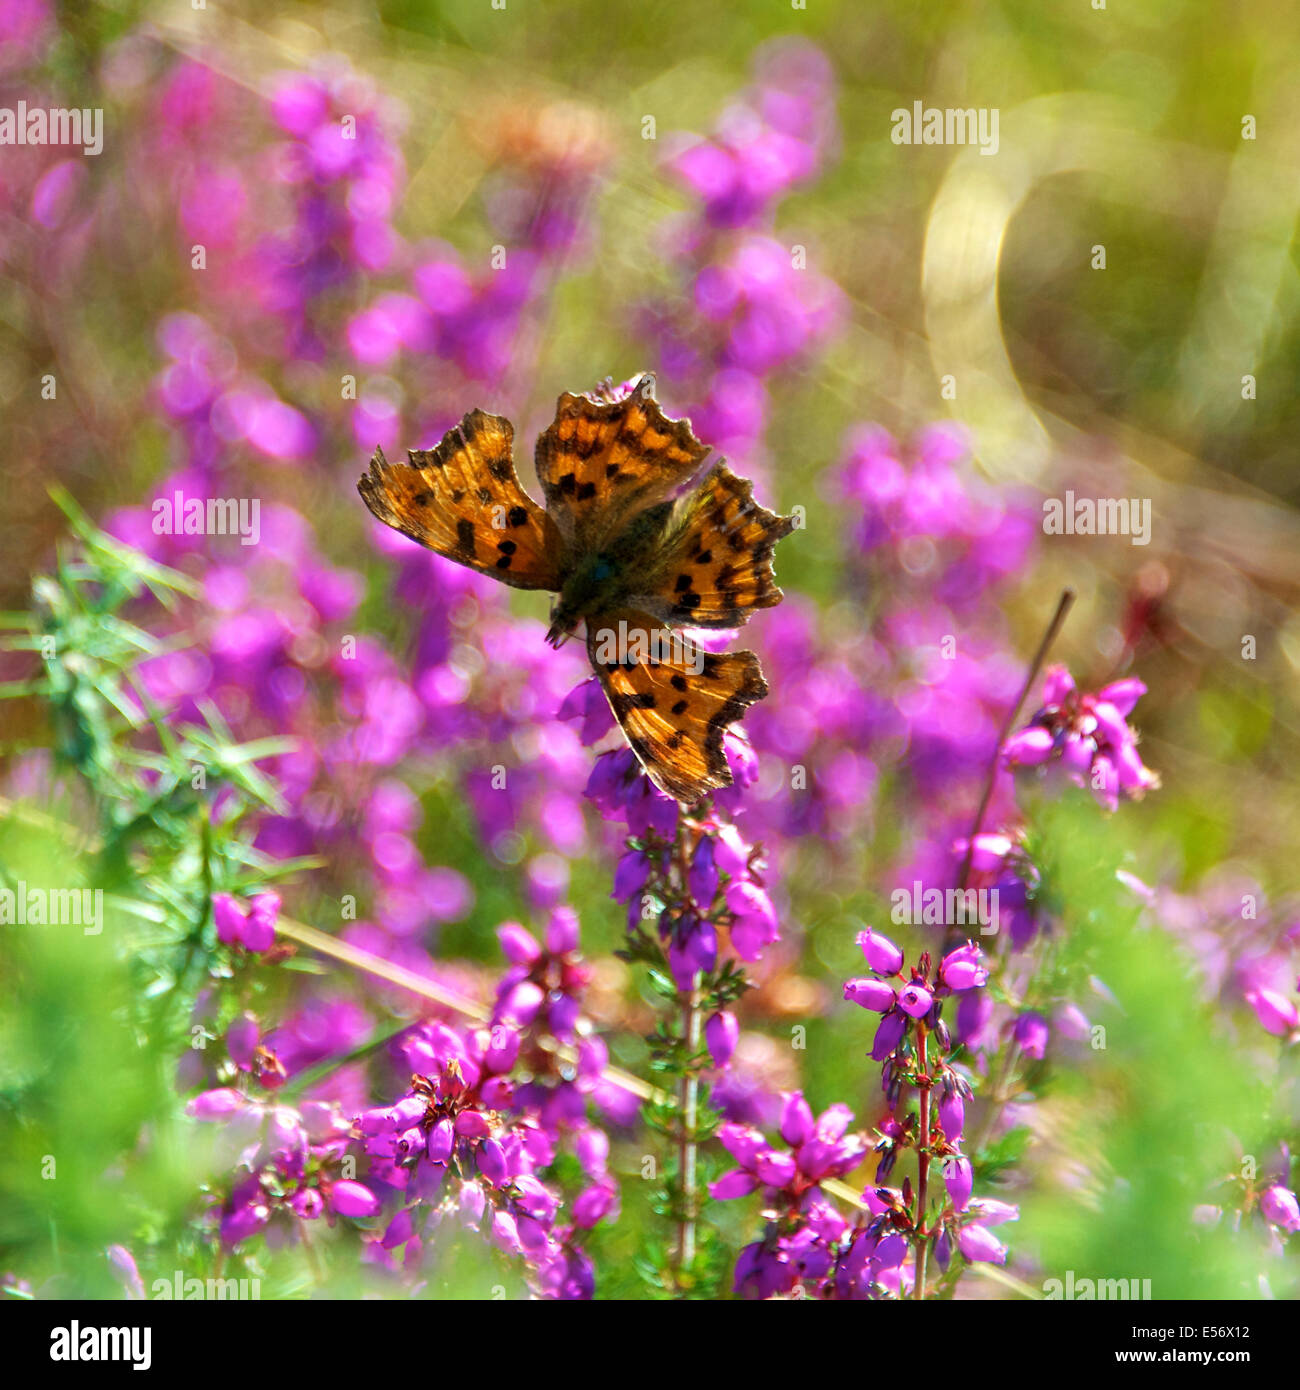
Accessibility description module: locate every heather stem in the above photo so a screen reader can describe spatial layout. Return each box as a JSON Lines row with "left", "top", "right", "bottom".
{"left": 914, "top": 1023, "right": 931, "bottom": 1300}
{"left": 955, "top": 588, "right": 1076, "bottom": 899}
{"left": 672, "top": 812, "right": 700, "bottom": 1289}
{"left": 677, "top": 988, "right": 700, "bottom": 1280}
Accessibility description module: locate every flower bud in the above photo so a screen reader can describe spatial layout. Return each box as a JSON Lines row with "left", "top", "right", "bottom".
{"left": 844, "top": 977, "right": 896, "bottom": 1012}
{"left": 857, "top": 927, "right": 904, "bottom": 975}
{"left": 330, "top": 1180, "right": 380, "bottom": 1219}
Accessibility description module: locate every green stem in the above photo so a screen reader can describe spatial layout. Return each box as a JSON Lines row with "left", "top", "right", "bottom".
{"left": 956, "top": 589, "right": 1075, "bottom": 896}
{"left": 672, "top": 811, "right": 700, "bottom": 1290}
{"left": 914, "top": 1023, "right": 931, "bottom": 1300}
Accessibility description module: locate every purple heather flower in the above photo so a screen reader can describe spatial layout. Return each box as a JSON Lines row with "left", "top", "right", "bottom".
{"left": 1054, "top": 1002, "right": 1091, "bottom": 1040}
{"left": 498, "top": 980, "right": 545, "bottom": 1026}
{"left": 292, "top": 1188, "right": 325, "bottom": 1220}
{"left": 857, "top": 927, "right": 904, "bottom": 975}
{"left": 712, "top": 822, "right": 752, "bottom": 877}
{"left": 1259, "top": 1185, "right": 1300, "bottom": 1232}
{"left": 1006, "top": 664, "right": 1159, "bottom": 807}
{"left": 243, "top": 894, "right": 279, "bottom": 951}
{"left": 1098, "top": 677, "right": 1146, "bottom": 717}
{"left": 944, "top": 1155, "right": 974, "bottom": 1210}
{"left": 723, "top": 729, "right": 759, "bottom": 789}
{"left": 572, "top": 1178, "right": 619, "bottom": 1228}
{"left": 958, "top": 1223, "right": 1008, "bottom": 1264}
{"left": 938, "top": 1090, "right": 965, "bottom": 1141}
{"left": 1002, "top": 726, "right": 1055, "bottom": 765}
{"left": 734, "top": 1240, "right": 790, "bottom": 1299}
{"left": 212, "top": 891, "right": 279, "bottom": 951}
{"left": 545, "top": 906, "right": 581, "bottom": 954}
{"left": 556, "top": 676, "right": 615, "bottom": 744}
{"left": 967, "top": 1197, "right": 1020, "bottom": 1226}
{"left": 611, "top": 850, "right": 650, "bottom": 904}
{"left": 706, "top": 1010, "right": 740, "bottom": 1067}
{"left": 1013, "top": 1011, "right": 1050, "bottom": 1059}
{"left": 955, "top": 987, "right": 995, "bottom": 1049}
{"left": 754, "top": 1150, "right": 798, "bottom": 1186}
{"left": 870, "top": 1009, "right": 908, "bottom": 1061}
{"left": 226, "top": 1012, "right": 260, "bottom": 1070}
{"left": 187, "top": 1087, "right": 247, "bottom": 1120}
{"left": 455, "top": 1111, "right": 492, "bottom": 1140}
{"left": 477, "top": 1138, "right": 509, "bottom": 1187}
{"left": 107, "top": 1245, "right": 145, "bottom": 1300}
{"left": 897, "top": 982, "right": 934, "bottom": 1019}
{"left": 669, "top": 915, "right": 718, "bottom": 986}
{"left": 938, "top": 942, "right": 988, "bottom": 991}
{"left": 497, "top": 920, "right": 543, "bottom": 966}
{"left": 212, "top": 892, "right": 244, "bottom": 946}
{"left": 780, "top": 1091, "right": 815, "bottom": 1146}
{"left": 862, "top": 1185, "right": 904, "bottom": 1216}
{"left": 844, "top": 977, "right": 895, "bottom": 1012}
{"left": 221, "top": 1198, "right": 271, "bottom": 1247}
{"left": 710, "top": 1168, "right": 760, "bottom": 1200}
{"left": 1043, "top": 666, "right": 1075, "bottom": 703}
{"left": 1245, "top": 988, "right": 1298, "bottom": 1037}
{"left": 725, "top": 879, "right": 780, "bottom": 961}
{"left": 483, "top": 1026, "right": 520, "bottom": 1074}
{"left": 689, "top": 836, "right": 719, "bottom": 907}
{"left": 427, "top": 1117, "right": 455, "bottom": 1165}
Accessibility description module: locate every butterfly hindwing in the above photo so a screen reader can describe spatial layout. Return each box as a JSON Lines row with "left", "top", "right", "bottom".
{"left": 587, "top": 608, "right": 769, "bottom": 804}
{"left": 359, "top": 410, "right": 564, "bottom": 591}
{"left": 628, "top": 463, "right": 795, "bottom": 629}
{"left": 534, "top": 375, "right": 711, "bottom": 552}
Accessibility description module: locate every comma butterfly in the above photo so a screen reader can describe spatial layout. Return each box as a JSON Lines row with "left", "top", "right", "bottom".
{"left": 358, "top": 375, "right": 794, "bottom": 804}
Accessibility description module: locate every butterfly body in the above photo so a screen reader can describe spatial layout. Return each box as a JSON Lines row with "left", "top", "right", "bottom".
{"left": 359, "top": 375, "right": 794, "bottom": 804}
{"left": 546, "top": 500, "right": 677, "bottom": 646}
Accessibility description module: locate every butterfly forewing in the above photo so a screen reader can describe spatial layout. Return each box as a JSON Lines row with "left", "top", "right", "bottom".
{"left": 533, "top": 377, "right": 711, "bottom": 552}
{"left": 359, "top": 410, "right": 564, "bottom": 591}
{"left": 586, "top": 608, "right": 769, "bottom": 804}
{"left": 627, "top": 463, "right": 795, "bottom": 629}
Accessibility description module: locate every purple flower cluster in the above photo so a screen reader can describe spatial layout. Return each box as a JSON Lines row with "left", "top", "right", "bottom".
{"left": 645, "top": 39, "right": 844, "bottom": 471}
{"left": 593, "top": 740, "right": 781, "bottom": 977}
{"left": 1003, "top": 665, "right": 1160, "bottom": 810}
{"left": 185, "top": 1086, "right": 354, "bottom": 1247}
{"left": 351, "top": 1051, "right": 595, "bottom": 1298}
{"left": 838, "top": 423, "right": 1036, "bottom": 613}
{"left": 264, "top": 66, "right": 406, "bottom": 360}
{"left": 845, "top": 928, "right": 1018, "bottom": 1291}
{"left": 712, "top": 1093, "right": 868, "bottom": 1298}
{"left": 493, "top": 908, "right": 634, "bottom": 1174}
{"left": 665, "top": 38, "right": 836, "bottom": 230}
{"left": 212, "top": 891, "right": 280, "bottom": 954}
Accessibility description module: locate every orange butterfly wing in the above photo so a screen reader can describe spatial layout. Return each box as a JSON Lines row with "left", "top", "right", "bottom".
{"left": 533, "top": 375, "right": 711, "bottom": 552}
{"left": 627, "top": 463, "right": 795, "bottom": 629}
{"left": 359, "top": 410, "right": 564, "bottom": 591}
{"left": 586, "top": 608, "right": 769, "bottom": 804}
